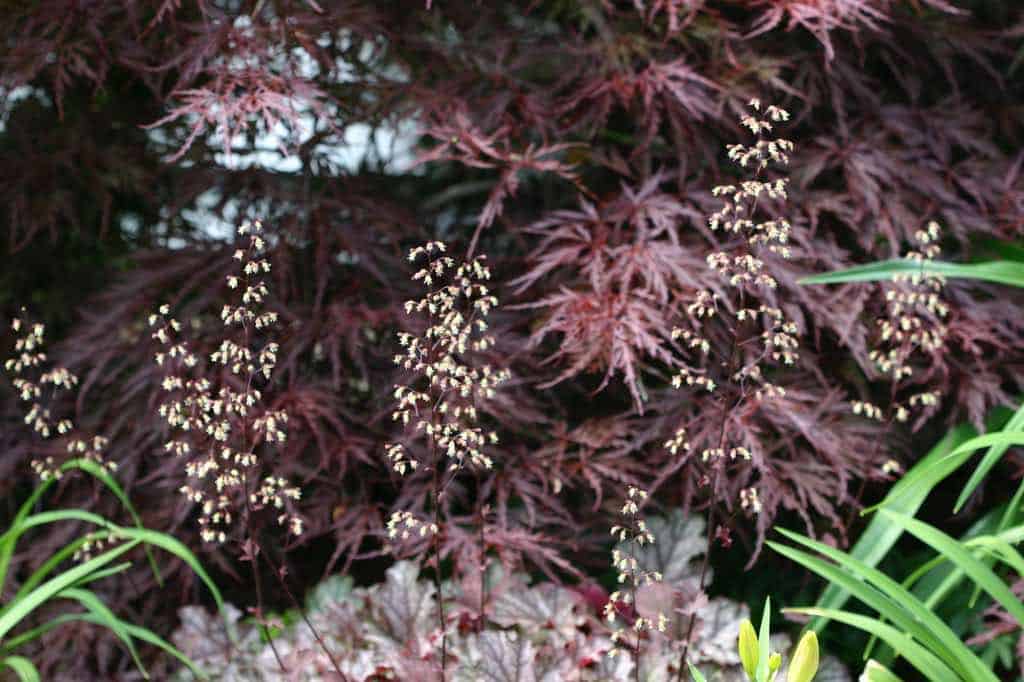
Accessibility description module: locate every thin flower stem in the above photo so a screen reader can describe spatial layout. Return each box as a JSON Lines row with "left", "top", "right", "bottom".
{"left": 676, "top": 292, "right": 748, "bottom": 681}
{"left": 237, "top": 294, "right": 287, "bottom": 675}
{"left": 242, "top": 481, "right": 286, "bottom": 674}
{"left": 630, "top": 518, "right": 643, "bottom": 682}
{"left": 476, "top": 469, "right": 487, "bottom": 632}
{"left": 427, "top": 284, "right": 448, "bottom": 681}
{"left": 263, "top": 549, "right": 350, "bottom": 682}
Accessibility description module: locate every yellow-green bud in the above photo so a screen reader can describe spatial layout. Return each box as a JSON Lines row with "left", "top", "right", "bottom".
{"left": 787, "top": 631, "right": 819, "bottom": 682}
{"left": 768, "top": 652, "right": 782, "bottom": 673}
{"left": 738, "top": 619, "right": 759, "bottom": 679}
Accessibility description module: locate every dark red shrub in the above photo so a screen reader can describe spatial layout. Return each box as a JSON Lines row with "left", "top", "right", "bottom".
{"left": 2, "top": 0, "right": 1023, "bottom": 676}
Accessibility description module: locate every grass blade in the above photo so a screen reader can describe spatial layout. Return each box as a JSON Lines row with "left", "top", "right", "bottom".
{"left": 799, "top": 258, "right": 1024, "bottom": 287}
{"left": 0, "top": 539, "right": 140, "bottom": 641}
{"left": 0, "top": 613, "right": 94, "bottom": 653}
{"left": 810, "top": 425, "right": 976, "bottom": 628}
{"left": 2, "top": 656, "right": 40, "bottom": 682}
{"left": 879, "top": 510, "right": 1024, "bottom": 625}
{"left": 114, "top": 527, "right": 223, "bottom": 611}
{"left": 120, "top": 620, "right": 207, "bottom": 680}
{"left": 57, "top": 587, "right": 147, "bottom": 677}
{"left": 771, "top": 531, "right": 994, "bottom": 681}
{"left": 785, "top": 608, "right": 959, "bottom": 680}
{"left": 756, "top": 597, "right": 771, "bottom": 681}
{"left": 65, "top": 459, "right": 163, "bottom": 586}
{"left": 0, "top": 480, "right": 57, "bottom": 595}
{"left": 952, "top": 415, "right": 1024, "bottom": 513}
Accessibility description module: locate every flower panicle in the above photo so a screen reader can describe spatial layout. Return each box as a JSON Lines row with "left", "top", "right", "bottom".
{"left": 150, "top": 220, "right": 302, "bottom": 544}
{"left": 5, "top": 314, "right": 115, "bottom": 480}
{"left": 666, "top": 100, "right": 798, "bottom": 515}
{"left": 386, "top": 242, "right": 510, "bottom": 477}
{"left": 605, "top": 486, "right": 669, "bottom": 661}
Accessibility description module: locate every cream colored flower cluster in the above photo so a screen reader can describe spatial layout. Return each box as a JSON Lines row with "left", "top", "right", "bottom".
{"left": 704, "top": 100, "right": 794, "bottom": 286}
{"left": 605, "top": 486, "right": 668, "bottom": 660}
{"left": 857, "top": 221, "right": 946, "bottom": 428}
{"left": 150, "top": 220, "right": 301, "bottom": 543}
{"left": 386, "top": 241, "right": 510, "bottom": 477}
{"left": 5, "top": 317, "right": 115, "bottom": 480}
{"left": 665, "top": 100, "right": 799, "bottom": 513}
{"left": 385, "top": 510, "right": 439, "bottom": 541}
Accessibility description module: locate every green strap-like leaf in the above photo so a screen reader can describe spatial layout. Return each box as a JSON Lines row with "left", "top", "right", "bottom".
{"left": 64, "top": 459, "right": 163, "bottom": 586}
{"left": 1, "top": 612, "right": 207, "bottom": 681}
{"left": 0, "top": 613, "right": 90, "bottom": 654}
{"left": 879, "top": 510, "right": 1024, "bottom": 626}
{"left": 0, "top": 480, "right": 57, "bottom": 596}
{"left": 767, "top": 544, "right": 972, "bottom": 680}
{"left": 952, "top": 408, "right": 1024, "bottom": 513}
{"left": 2, "top": 656, "right": 40, "bottom": 682}
{"left": 770, "top": 532, "right": 994, "bottom": 681}
{"left": 0, "top": 536, "right": 90, "bottom": 620}
{"left": 755, "top": 597, "right": 771, "bottom": 682}
{"left": 57, "top": 587, "right": 148, "bottom": 678}
{"left": 810, "top": 426, "right": 976, "bottom": 630}
{"left": 112, "top": 527, "right": 224, "bottom": 612}
{"left": 799, "top": 258, "right": 1024, "bottom": 287}
{"left": 0, "top": 539, "right": 141, "bottom": 641}
{"left": 0, "top": 459, "right": 163, "bottom": 598}
{"left": 119, "top": 620, "right": 208, "bottom": 680}
{"left": 785, "top": 608, "right": 959, "bottom": 681}
{"left": 900, "top": 521, "right": 1024, "bottom": 611}
{"left": 862, "top": 660, "right": 904, "bottom": 682}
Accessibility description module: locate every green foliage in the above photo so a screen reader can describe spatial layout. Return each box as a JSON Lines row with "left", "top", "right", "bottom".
{"left": 788, "top": 240, "right": 1024, "bottom": 678}
{"left": 771, "top": 408, "right": 1024, "bottom": 681}
{"left": 799, "top": 257, "right": 1024, "bottom": 288}
{"left": 0, "top": 459, "right": 222, "bottom": 679}
{"left": 860, "top": 660, "right": 903, "bottom": 682}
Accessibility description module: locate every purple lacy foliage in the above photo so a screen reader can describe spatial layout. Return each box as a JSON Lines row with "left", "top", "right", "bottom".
{"left": 1, "top": 0, "right": 1023, "bottom": 676}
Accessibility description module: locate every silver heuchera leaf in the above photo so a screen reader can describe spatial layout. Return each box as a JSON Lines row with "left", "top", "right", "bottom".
{"left": 626, "top": 510, "right": 708, "bottom": 587}
{"left": 305, "top": 574, "right": 355, "bottom": 614}
{"left": 579, "top": 637, "right": 633, "bottom": 681}
{"left": 454, "top": 631, "right": 549, "bottom": 682}
{"left": 171, "top": 604, "right": 267, "bottom": 681}
{"left": 167, "top": 514, "right": 851, "bottom": 682}
{"left": 362, "top": 560, "right": 439, "bottom": 656}
{"left": 689, "top": 597, "right": 751, "bottom": 666}
{"left": 491, "top": 578, "right": 582, "bottom": 641}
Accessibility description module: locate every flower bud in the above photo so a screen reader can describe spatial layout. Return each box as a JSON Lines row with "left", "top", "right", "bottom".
{"left": 738, "top": 619, "right": 759, "bottom": 679}
{"left": 787, "top": 631, "right": 819, "bottom": 682}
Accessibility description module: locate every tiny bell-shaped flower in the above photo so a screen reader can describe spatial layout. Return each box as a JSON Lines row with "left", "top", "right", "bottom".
{"left": 787, "top": 631, "right": 819, "bottom": 682}
{"left": 738, "top": 618, "right": 759, "bottom": 679}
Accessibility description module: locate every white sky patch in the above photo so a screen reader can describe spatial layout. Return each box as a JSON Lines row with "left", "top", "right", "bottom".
{"left": 0, "top": 86, "right": 51, "bottom": 134}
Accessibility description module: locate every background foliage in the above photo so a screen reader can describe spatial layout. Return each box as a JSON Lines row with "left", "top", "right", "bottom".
{"left": 2, "top": 0, "right": 1023, "bottom": 677}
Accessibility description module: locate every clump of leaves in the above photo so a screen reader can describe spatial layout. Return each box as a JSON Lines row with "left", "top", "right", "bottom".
{"left": 170, "top": 512, "right": 850, "bottom": 681}
{"left": 4, "top": 1, "right": 1024, "bottom": 676}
